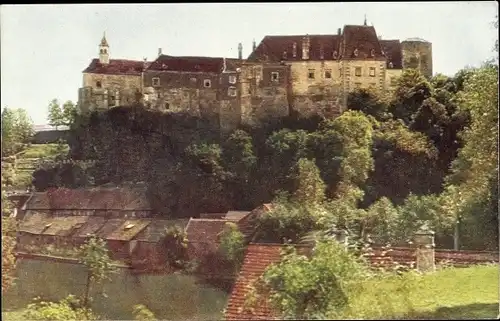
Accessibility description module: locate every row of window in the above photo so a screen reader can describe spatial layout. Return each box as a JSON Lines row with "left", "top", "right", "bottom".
{"left": 151, "top": 75, "right": 237, "bottom": 88}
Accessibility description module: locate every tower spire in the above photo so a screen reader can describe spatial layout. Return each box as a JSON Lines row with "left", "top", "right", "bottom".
{"left": 100, "top": 31, "right": 109, "bottom": 47}
{"left": 99, "top": 31, "right": 110, "bottom": 64}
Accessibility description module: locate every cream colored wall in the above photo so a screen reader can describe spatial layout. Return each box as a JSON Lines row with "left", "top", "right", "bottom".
{"left": 288, "top": 61, "right": 342, "bottom": 95}
{"left": 343, "top": 60, "right": 386, "bottom": 93}
{"left": 82, "top": 73, "right": 141, "bottom": 92}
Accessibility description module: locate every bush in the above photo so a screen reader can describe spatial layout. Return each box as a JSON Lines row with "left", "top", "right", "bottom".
{"left": 22, "top": 295, "right": 98, "bottom": 321}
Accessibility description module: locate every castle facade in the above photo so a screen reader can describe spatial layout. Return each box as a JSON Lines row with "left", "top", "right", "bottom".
{"left": 78, "top": 22, "right": 432, "bottom": 132}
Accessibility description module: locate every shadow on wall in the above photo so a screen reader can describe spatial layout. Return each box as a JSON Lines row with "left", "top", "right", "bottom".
{"left": 2, "top": 259, "right": 228, "bottom": 321}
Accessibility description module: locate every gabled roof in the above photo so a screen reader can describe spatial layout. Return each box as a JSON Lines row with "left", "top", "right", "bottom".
{"left": 380, "top": 39, "right": 403, "bottom": 69}
{"left": 147, "top": 55, "right": 225, "bottom": 73}
{"left": 73, "top": 216, "right": 107, "bottom": 238}
{"left": 134, "top": 219, "right": 190, "bottom": 243}
{"left": 185, "top": 218, "right": 229, "bottom": 244}
{"left": 225, "top": 211, "right": 251, "bottom": 221}
{"left": 19, "top": 212, "right": 51, "bottom": 235}
{"left": 340, "top": 25, "right": 384, "bottom": 60}
{"left": 224, "top": 244, "right": 284, "bottom": 320}
{"left": 95, "top": 219, "right": 125, "bottom": 239}
{"left": 105, "top": 219, "right": 151, "bottom": 241}
{"left": 83, "top": 59, "right": 144, "bottom": 76}
{"left": 248, "top": 35, "right": 341, "bottom": 62}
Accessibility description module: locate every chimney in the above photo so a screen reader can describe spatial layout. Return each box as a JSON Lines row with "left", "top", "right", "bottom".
{"left": 158, "top": 48, "right": 162, "bottom": 56}
{"left": 337, "top": 28, "right": 341, "bottom": 36}
{"left": 292, "top": 42, "right": 297, "bottom": 58}
{"left": 302, "top": 35, "right": 310, "bottom": 60}
{"left": 238, "top": 43, "right": 243, "bottom": 60}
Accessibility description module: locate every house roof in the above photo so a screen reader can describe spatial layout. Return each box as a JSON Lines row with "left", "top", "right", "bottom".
{"left": 224, "top": 244, "right": 284, "bottom": 320}
{"left": 380, "top": 39, "right": 403, "bottom": 69}
{"left": 185, "top": 218, "right": 229, "bottom": 244}
{"left": 249, "top": 35, "right": 341, "bottom": 61}
{"left": 18, "top": 212, "right": 51, "bottom": 235}
{"left": 147, "top": 55, "right": 226, "bottom": 73}
{"left": 134, "top": 219, "right": 190, "bottom": 243}
{"left": 225, "top": 211, "right": 251, "bottom": 221}
{"left": 105, "top": 219, "right": 151, "bottom": 241}
{"left": 73, "top": 216, "right": 108, "bottom": 238}
{"left": 200, "top": 213, "right": 227, "bottom": 219}
{"left": 25, "top": 187, "right": 151, "bottom": 211}
{"left": 83, "top": 58, "right": 145, "bottom": 76}
{"left": 340, "top": 25, "right": 384, "bottom": 60}
{"left": 42, "top": 216, "right": 89, "bottom": 237}
{"left": 95, "top": 219, "right": 126, "bottom": 239}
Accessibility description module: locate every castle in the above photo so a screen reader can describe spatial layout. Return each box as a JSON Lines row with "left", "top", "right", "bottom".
{"left": 78, "top": 20, "right": 432, "bottom": 132}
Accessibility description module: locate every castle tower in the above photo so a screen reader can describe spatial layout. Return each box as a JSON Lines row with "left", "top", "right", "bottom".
{"left": 401, "top": 38, "right": 433, "bottom": 79}
{"left": 99, "top": 32, "right": 110, "bottom": 64}
{"left": 238, "top": 43, "right": 243, "bottom": 60}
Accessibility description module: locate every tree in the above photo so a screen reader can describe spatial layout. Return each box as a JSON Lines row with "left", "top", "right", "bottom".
{"left": 23, "top": 295, "right": 98, "bottom": 321}
{"left": 218, "top": 222, "right": 246, "bottom": 271}
{"left": 132, "top": 304, "right": 157, "bottom": 321}
{"left": 79, "top": 236, "right": 115, "bottom": 310}
{"left": 48, "top": 99, "right": 77, "bottom": 128}
{"left": 1, "top": 217, "right": 17, "bottom": 294}
{"left": 246, "top": 240, "right": 368, "bottom": 319}
{"left": 347, "top": 88, "right": 391, "bottom": 121}
{"left": 291, "top": 158, "right": 326, "bottom": 205}
{"left": 1, "top": 107, "right": 34, "bottom": 156}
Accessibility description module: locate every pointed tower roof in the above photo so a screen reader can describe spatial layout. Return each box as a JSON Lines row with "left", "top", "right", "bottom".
{"left": 100, "top": 32, "right": 109, "bottom": 47}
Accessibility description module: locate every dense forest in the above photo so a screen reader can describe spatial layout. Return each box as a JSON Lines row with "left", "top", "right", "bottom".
{"left": 32, "top": 65, "right": 498, "bottom": 251}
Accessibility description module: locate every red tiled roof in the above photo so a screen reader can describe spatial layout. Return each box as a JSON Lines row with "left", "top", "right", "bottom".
{"left": 83, "top": 58, "right": 144, "bottom": 75}
{"left": 380, "top": 39, "right": 403, "bottom": 69}
{"left": 224, "top": 244, "right": 284, "bottom": 320}
{"left": 249, "top": 35, "right": 341, "bottom": 61}
{"left": 340, "top": 25, "right": 384, "bottom": 60}
{"left": 147, "top": 55, "right": 225, "bottom": 73}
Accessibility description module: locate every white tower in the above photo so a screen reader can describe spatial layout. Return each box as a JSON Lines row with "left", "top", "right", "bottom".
{"left": 99, "top": 32, "right": 110, "bottom": 64}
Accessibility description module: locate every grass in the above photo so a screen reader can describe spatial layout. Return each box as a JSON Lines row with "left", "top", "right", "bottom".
{"left": 17, "top": 143, "right": 68, "bottom": 159}
{"left": 342, "top": 264, "right": 499, "bottom": 320}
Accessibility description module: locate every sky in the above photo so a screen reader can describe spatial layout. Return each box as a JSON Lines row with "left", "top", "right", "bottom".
{"left": 1, "top": 2, "right": 498, "bottom": 125}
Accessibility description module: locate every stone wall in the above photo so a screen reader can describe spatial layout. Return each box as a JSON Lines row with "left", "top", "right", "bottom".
{"left": 401, "top": 40, "right": 433, "bottom": 79}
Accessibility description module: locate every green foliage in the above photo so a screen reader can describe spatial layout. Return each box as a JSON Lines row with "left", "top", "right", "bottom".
{"left": 164, "top": 225, "right": 189, "bottom": 269}
{"left": 48, "top": 99, "right": 77, "bottom": 128}
{"left": 223, "top": 129, "right": 257, "bottom": 180}
{"left": 1, "top": 107, "right": 35, "bottom": 157}
{"left": 2, "top": 217, "right": 17, "bottom": 294}
{"left": 218, "top": 222, "right": 246, "bottom": 270}
{"left": 22, "top": 295, "right": 98, "bottom": 321}
{"left": 347, "top": 88, "right": 391, "bottom": 121}
{"left": 291, "top": 158, "right": 326, "bottom": 205}
{"left": 249, "top": 240, "right": 369, "bottom": 319}
{"left": 79, "top": 236, "right": 116, "bottom": 308}
{"left": 363, "top": 197, "right": 400, "bottom": 244}
{"left": 132, "top": 304, "right": 157, "bottom": 321}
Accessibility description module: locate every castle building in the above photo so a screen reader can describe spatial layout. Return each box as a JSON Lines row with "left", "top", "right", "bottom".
{"left": 78, "top": 22, "right": 432, "bottom": 132}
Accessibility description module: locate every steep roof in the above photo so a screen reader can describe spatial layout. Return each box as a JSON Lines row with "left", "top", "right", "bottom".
{"left": 224, "top": 244, "right": 284, "bottom": 320}
{"left": 340, "top": 25, "right": 384, "bottom": 60}
{"left": 147, "top": 55, "right": 225, "bottom": 73}
{"left": 18, "top": 212, "right": 51, "bottom": 235}
{"left": 25, "top": 187, "right": 151, "bottom": 211}
{"left": 83, "top": 58, "right": 144, "bottom": 76}
{"left": 73, "top": 216, "right": 107, "bottom": 238}
{"left": 185, "top": 218, "right": 229, "bottom": 244}
{"left": 134, "top": 219, "right": 190, "bottom": 243}
{"left": 380, "top": 39, "right": 403, "bottom": 69}
{"left": 42, "top": 216, "right": 89, "bottom": 237}
{"left": 105, "top": 219, "right": 151, "bottom": 241}
{"left": 95, "top": 219, "right": 125, "bottom": 239}
{"left": 249, "top": 35, "right": 341, "bottom": 61}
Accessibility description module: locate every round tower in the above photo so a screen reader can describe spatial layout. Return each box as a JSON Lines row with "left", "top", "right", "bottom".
{"left": 401, "top": 38, "right": 433, "bottom": 79}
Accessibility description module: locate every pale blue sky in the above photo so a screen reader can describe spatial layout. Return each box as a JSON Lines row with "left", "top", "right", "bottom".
{"left": 1, "top": 2, "right": 498, "bottom": 125}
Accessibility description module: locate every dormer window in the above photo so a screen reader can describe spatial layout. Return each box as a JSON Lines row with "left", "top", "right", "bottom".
{"left": 370, "top": 49, "right": 375, "bottom": 57}
{"left": 292, "top": 42, "right": 297, "bottom": 58}
{"left": 204, "top": 79, "right": 211, "bottom": 88}
{"left": 388, "top": 61, "right": 394, "bottom": 69}
{"left": 333, "top": 51, "right": 338, "bottom": 59}
{"left": 152, "top": 77, "right": 160, "bottom": 87}
{"left": 353, "top": 48, "right": 359, "bottom": 57}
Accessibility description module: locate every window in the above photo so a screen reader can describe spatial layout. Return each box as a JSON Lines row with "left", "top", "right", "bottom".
{"left": 354, "top": 82, "right": 362, "bottom": 89}
{"left": 324, "top": 70, "right": 332, "bottom": 79}
{"left": 96, "top": 81, "right": 102, "bottom": 88}
{"left": 109, "top": 96, "right": 115, "bottom": 107}
{"left": 228, "top": 87, "right": 237, "bottom": 97}
{"left": 165, "top": 102, "right": 170, "bottom": 110}
{"left": 369, "top": 67, "right": 376, "bottom": 77}
{"left": 152, "top": 77, "right": 160, "bottom": 87}
{"left": 204, "top": 79, "right": 211, "bottom": 88}
{"left": 308, "top": 69, "right": 315, "bottom": 79}
{"left": 271, "top": 72, "right": 279, "bottom": 82}
{"left": 355, "top": 67, "right": 362, "bottom": 77}
{"left": 229, "top": 75, "right": 237, "bottom": 84}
